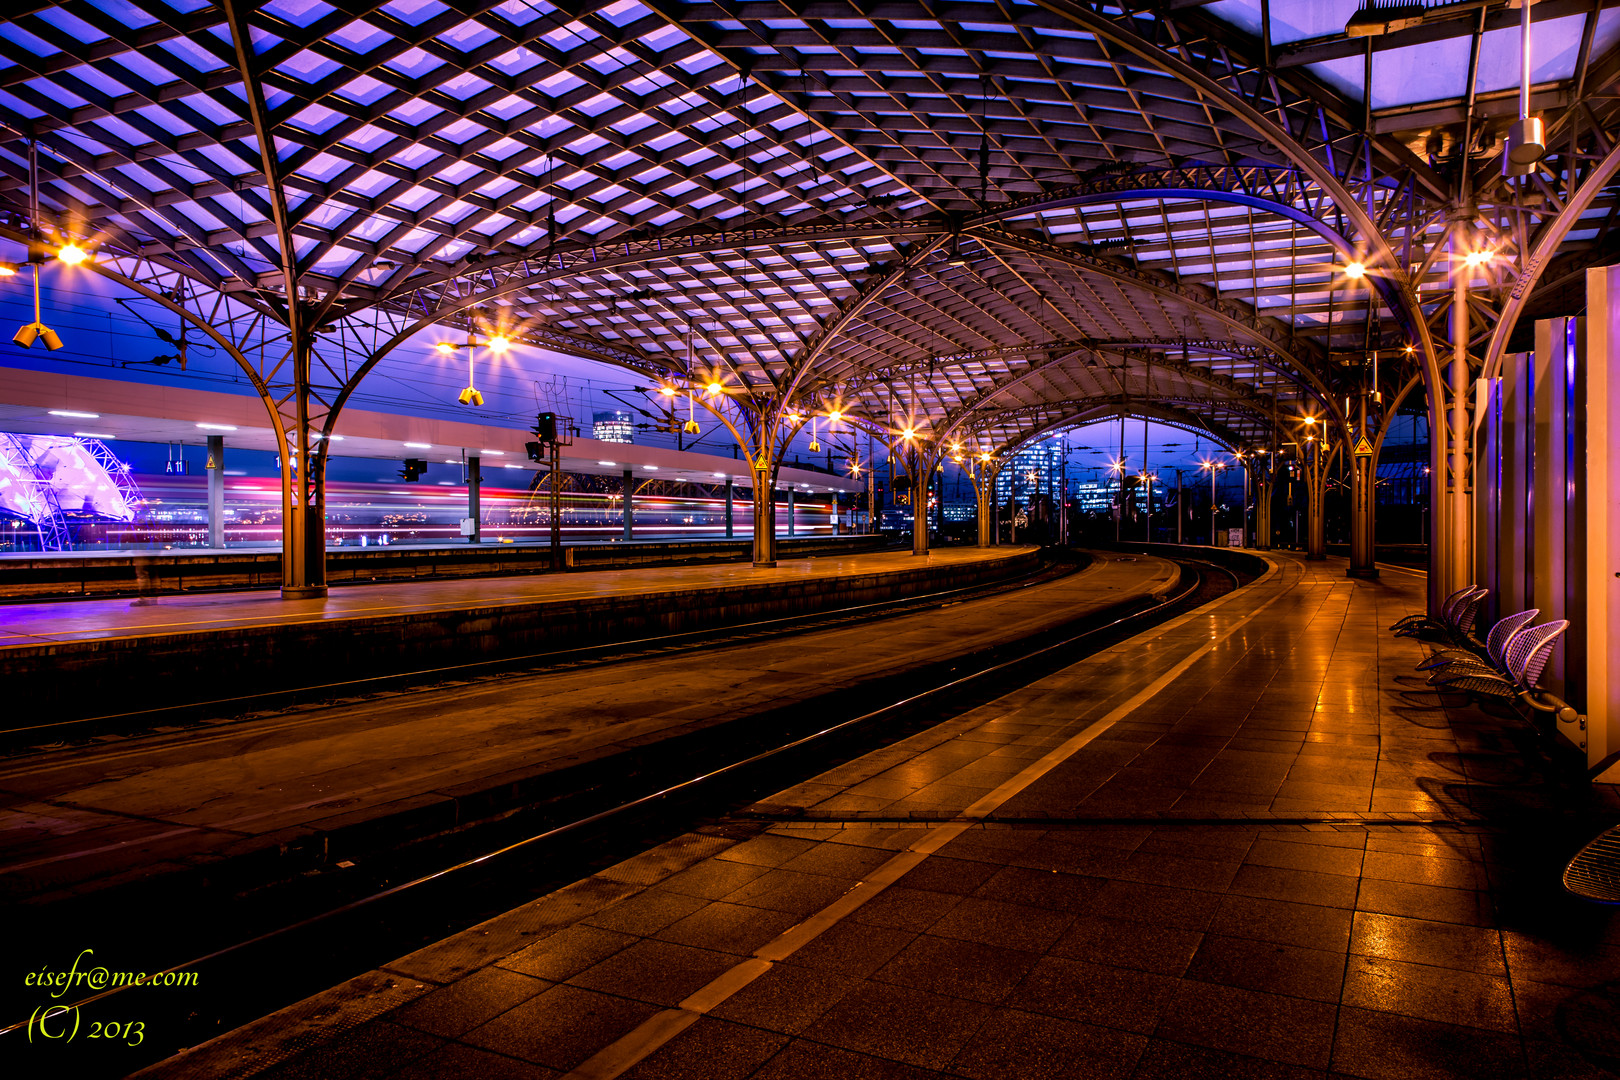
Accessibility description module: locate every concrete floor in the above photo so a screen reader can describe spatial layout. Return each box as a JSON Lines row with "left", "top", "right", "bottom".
{"left": 119, "top": 554, "right": 1620, "bottom": 1078}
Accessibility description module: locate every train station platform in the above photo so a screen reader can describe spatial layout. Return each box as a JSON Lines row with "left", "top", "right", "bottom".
{"left": 0, "top": 547, "right": 1175, "bottom": 907}
{"left": 0, "top": 543, "right": 1037, "bottom": 722}
{"left": 136, "top": 552, "right": 1620, "bottom": 1080}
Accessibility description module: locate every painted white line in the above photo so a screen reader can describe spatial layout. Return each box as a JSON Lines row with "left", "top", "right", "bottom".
{"left": 563, "top": 556, "right": 1300, "bottom": 1079}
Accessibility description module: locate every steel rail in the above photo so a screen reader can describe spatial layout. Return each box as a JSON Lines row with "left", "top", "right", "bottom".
{"left": 0, "top": 554, "right": 1231, "bottom": 1040}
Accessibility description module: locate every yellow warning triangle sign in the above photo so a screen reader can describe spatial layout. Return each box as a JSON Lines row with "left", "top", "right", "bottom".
{"left": 1353, "top": 433, "right": 1374, "bottom": 457}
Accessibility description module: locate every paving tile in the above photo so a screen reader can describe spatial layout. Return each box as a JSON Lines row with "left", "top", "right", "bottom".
{"left": 800, "top": 980, "right": 995, "bottom": 1070}
{"left": 462, "top": 984, "right": 661, "bottom": 1071}
{"left": 926, "top": 894, "right": 1074, "bottom": 952}
{"left": 1084, "top": 878, "right": 1225, "bottom": 931}
{"left": 749, "top": 1040, "right": 943, "bottom": 1080}
{"left": 581, "top": 888, "right": 711, "bottom": 936}
{"left": 1227, "top": 864, "right": 1361, "bottom": 909}
{"left": 948, "top": 1006, "right": 1147, "bottom": 1080}
{"left": 1131, "top": 1038, "right": 1327, "bottom": 1080}
{"left": 708, "top": 963, "right": 861, "bottom": 1035}
{"left": 1349, "top": 912, "right": 1505, "bottom": 975}
{"left": 567, "top": 939, "right": 740, "bottom": 1007}
{"left": 654, "top": 900, "right": 801, "bottom": 956}
{"left": 720, "top": 867, "right": 860, "bottom": 916}
{"left": 499, "top": 925, "right": 638, "bottom": 982}
{"left": 1005, "top": 955, "right": 1180, "bottom": 1035}
{"left": 891, "top": 854, "right": 1003, "bottom": 896}
{"left": 1154, "top": 980, "right": 1336, "bottom": 1069}
{"left": 1353, "top": 877, "right": 1493, "bottom": 927}
{"left": 263, "top": 1020, "right": 446, "bottom": 1080}
{"left": 872, "top": 933, "right": 1041, "bottom": 1003}
{"left": 1361, "top": 849, "right": 1487, "bottom": 890}
{"left": 390, "top": 966, "right": 550, "bottom": 1038}
{"left": 618, "top": 1016, "right": 787, "bottom": 1080}
{"left": 779, "top": 840, "right": 909, "bottom": 880}
{"left": 1245, "top": 837, "right": 1366, "bottom": 877}
{"left": 711, "top": 833, "right": 819, "bottom": 868}
{"left": 1048, "top": 914, "right": 1203, "bottom": 976}
{"left": 392, "top": 1043, "right": 560, "bottom": 1080}
{"left": 1330, "top": 1005, "right": 1527, "bottom": 1080}
{"left": 847, "top": 884, "right": 963, "bottom": 932}
{"left": 785, "top": 919, "right": 917, "bottom": 979}
{"left": 658, "top": 858, "right": 773, "bottom": 900}
{"left": 1341, "top": 954, "right": 1516, "bottom": 1033}
{"left": 1205, "top": 895, "right": 1354, "bottom": 958}
{"left": 1183, "top": 933, "right": 1345, "bottom": 1003}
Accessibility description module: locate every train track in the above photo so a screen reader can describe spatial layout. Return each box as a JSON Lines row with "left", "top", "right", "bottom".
{"left": 0, "top": 548, "right": 1079, "bottom": 755}
{"left": 1, "top": 554, "right": 1238, "bottom": 1078}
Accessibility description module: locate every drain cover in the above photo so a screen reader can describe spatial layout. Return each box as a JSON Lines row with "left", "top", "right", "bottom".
{"left": 1565, "top": 825, "right": 1620, "bottom": 903}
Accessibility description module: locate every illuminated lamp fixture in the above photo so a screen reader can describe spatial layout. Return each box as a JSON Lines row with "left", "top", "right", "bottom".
{"left": 1301, "top": 414, "right": 1317, "bottom": 426}
{"left": 14, "top": 261, "right": 64, "bottom": 350}
{"left": 945, "top": 233, "right": 968, "bottom": 267}
{"left": 808, "top": 416, "right": 821, "bottom": 453}
{"left": 659, "top": 385, "right": 678, "bottom": 397}
{"left": 487, "top": 335, "right": 509, "bottom": 352}
{"left": 1503, "top": 0, "right": 1545, "bottom": 175}
{"left": 1342, "top": 260, "right": 1366, "bottom": 280}
{"left": 683, "top": 390, "right": 700, "bottom": 435}
{"left": 901, "top": 426, "right": 916, "bottom": 441}
{"left": 706, "top": 380, "right": 725, "bottom": 395}
{"left": 1463, "top": 249, "right": 1493, "bottom": 269}
{"left": 0, "top": 262, "right": 16, "bottom": 276}
{"left": 826, "top": 410, "right": 843, "bottom": 426}
{"left": 435, "top": 342, "right": 455, "bottom": 354}
{"left": 57, "top": 244, "right": 88, "bottom": 266}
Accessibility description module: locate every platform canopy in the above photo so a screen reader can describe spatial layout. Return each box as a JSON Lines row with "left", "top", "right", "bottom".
{"left": 0, "top": 0, "right": 1616, "bottom": 463}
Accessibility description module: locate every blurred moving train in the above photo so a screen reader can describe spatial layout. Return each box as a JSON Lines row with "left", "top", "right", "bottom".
{"left": 23, "top": 472, "right": 840, "bottom": 552}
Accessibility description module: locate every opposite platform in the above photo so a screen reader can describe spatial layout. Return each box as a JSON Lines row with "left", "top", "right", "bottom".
{"left": 139, "top": 552, "right": 1620, "bottom": 1080}
{"left": 0, "top": 544, "right": 1038, "bottom": 720}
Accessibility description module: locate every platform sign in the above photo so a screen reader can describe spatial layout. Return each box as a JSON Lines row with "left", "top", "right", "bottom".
{"left": 1353, "top": 433, "right": 1374, "bottom": 457}
{"left": 1228, "top": 527, "right": 1244, "bottom": 548}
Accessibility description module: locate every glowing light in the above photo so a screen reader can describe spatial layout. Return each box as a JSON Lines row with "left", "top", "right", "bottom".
{"left": 49, "top": 410, "right": 99, "bottom": 419}
{"left": 659, "top": 385, "right": 678, "bottom": 397}
{"left": 1463, "top": 249, "right": 1493, "bottom": 269}
{"left": 0, "top": 263, "right": 15, "bottom": 276}
{"left": 1301, "top": 415, "right": 1317, "bottom": 426}
{"left": 706, "top": 381, "right": 725, "bottom": 395}
{"left": 405, "top": 441, "right": 431, "bottom": 448}
{"left": 1342, "top": 260, "right": 1365, "bottom": 280}
{"left": 827, "top": 411, "right": 843, "bottom": 425}
{"left": 480, "top": 450, "right": 505, "bottom": 455}
{"left": 197, "top": 423, "right": 237, "bottom": 431}
{"left": 644, "top": 465, "right": 658, "bottom": 471}
{"left": 73, "top": 432, "right": 114, "bottom": 438}
{"left": 902, "top": 427, "right": 916, "bottom": 440}
{"left": 599, "top": 460, "right": 618, "bottom": 466}
{"left": 487, "top": 335, "right": 509, "bottom": 352}
{"left": 57, "top": 244, "right": 88, "bottom": 265}
{"left": 435, "top": 342, "right": 456, "bottom": 354}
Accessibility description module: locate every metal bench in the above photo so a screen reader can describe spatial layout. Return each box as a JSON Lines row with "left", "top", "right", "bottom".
{"left": 1390, "top": 586, "right": 1476, "bottom": 637}
{"left": 1418, "top": 608, "right": 1539, "bottom": 681}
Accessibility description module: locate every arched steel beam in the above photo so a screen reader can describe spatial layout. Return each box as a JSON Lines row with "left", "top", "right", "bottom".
{"left": 777, "top": 235, "right": 950, "bottom": 402}
{"left": 972, "top": 399, "right": 1250, "bottom": 460}
{"left": 1029, "top": 0, "right": 1442, "bottom": 438}
{"left": 1480, "top": 141, "right": 1620, "bottom": 383}
{"left": 927, "top": 343, "right": 1276, "bottom": 445}
{"left": 974, "top": 227, "right": 1343, "bottom": 421}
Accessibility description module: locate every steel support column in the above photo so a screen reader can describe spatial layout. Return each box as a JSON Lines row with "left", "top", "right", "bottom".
{"left": 911, "top": 454, "right": 930, "bottom": 556}
{"left": 752, "top": 461, "right": 776, "bottom": 567}
{"left": 1255, "top": 470, "right": 1273, "bottom": 551}
{"left": 622, "top": 469, "right": 633, "bottom": 542}
{"left": 281, "top": 333, "right": 327, "bottom": 599}
{"left": 1303, "top": 442, "right": 1329, "bottom": 560}
{"left": 725, "top": 477, "right": 734, "bottom": 539}
{"left": 466, "top": 455, "right": 482, "bottom": 543}
{"left": 787, "top": 485, "right": 795, "bottom": 537}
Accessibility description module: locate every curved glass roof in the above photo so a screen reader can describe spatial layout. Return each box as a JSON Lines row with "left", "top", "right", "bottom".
{"left": 0, "top": 0, "right": 1615, "bottom": 457}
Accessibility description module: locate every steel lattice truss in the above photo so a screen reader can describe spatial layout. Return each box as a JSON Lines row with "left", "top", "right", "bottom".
{"left": 1, "top": 0, "right": 1617, "bottom": 464}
